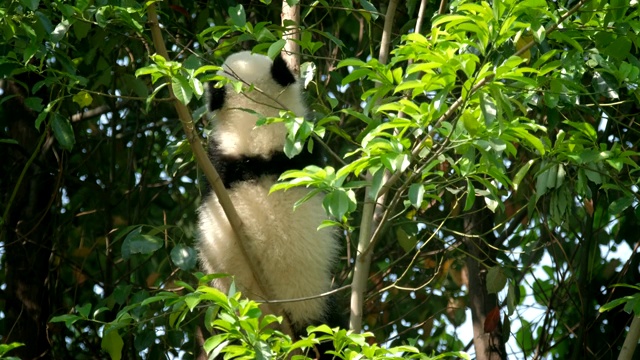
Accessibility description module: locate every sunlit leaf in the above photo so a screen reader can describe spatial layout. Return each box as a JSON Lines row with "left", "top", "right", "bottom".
{"left": 101, "top": 328, "right": 123, "bottom": 360}
{"left": 72, "top": 91, "right": 93, "bottom": 108}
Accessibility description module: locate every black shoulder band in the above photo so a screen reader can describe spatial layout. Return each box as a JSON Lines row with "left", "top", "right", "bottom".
{"left": 208, "top": 139, "right": 321, "bottom": 188}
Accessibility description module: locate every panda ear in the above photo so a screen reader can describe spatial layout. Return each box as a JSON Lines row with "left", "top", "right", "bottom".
{"left": 206, "top": 81, "right": 226, "bottom": 112}
{"left": 271, "top": 53, "right": 297, "bottom": 87}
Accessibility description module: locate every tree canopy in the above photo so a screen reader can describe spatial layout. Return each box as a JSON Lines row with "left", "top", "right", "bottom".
{"left": 1, "top": 0, "right": 640, "bottom": 359}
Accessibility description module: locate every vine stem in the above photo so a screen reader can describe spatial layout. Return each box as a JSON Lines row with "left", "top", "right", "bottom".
{"left": 145, "top": 3, "right": 294, "bottom": 339}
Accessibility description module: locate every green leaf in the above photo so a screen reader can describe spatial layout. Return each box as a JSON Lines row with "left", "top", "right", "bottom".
{"left": 506, "top": 282, "right": 516, "bottom": 315}
{"left": 396, "top": 228, "right": 417, "bottom": 252}
{"left": 191, "top": 77, "right": 204, "bottom": 97}
{"left": 513, "top": 128, "right": 545, "bottom": 155}
{"left": 336, "top": 58, "right": 367, "bottom": 68}
{"left": 20, "top": 0, "right": 40, "bottom": 11}
{"left": 464, "top": 180, "right": 475, "bottom": 211}
{"left": 486, "top": 266, "right": 507, "bottom": 294}
{"left": 604, "top": 37, "right": 631, "bottom": 61}
{"left": 563, "top": 120, "right": 598, "bottom": 142}
{"left": 480, "top": 92, "right": 497, "bottom": 125}
{"left": 484, "top": 196, "right": 499, "bottom": 213}
{"left": 76, "top": 303, "right": 91, "bottom": 318}
{"left": 24, "top": 97, "right": 44, "bottom": 112}
{"left": 95, "top": 7, "right": 108, "bottom": 28}
{"left": 323, "top": 189, "right": 352, "bottom": 220}
{"left": 102, "top": 328, "right": 123, "bottom": 360}
{"left": 51, "top": 113, "right": 75, "bottom": 151}
{"left": 513, "top": 160, "right": 535, "bottom": 191}
{"left": 133, "top": 329, "right": 155, "bottom": 352}
{"left": 121, "top": 229, "right": 163, "bottom": 259}
{"left": 73, "top": 19, "right": 91, "bottom": 40}
{"left": 609, "top": 196, "right": 634, "bottom": 215}
{"left": 548, "top": 31, "right": 583, "bottom": 52}
{"left": 35, "top": 10, "right": 54, "bottom": 34}
{"left": 462, "top": 110, "right": 481, "bottom": 136}
{"left": 135, "top": 64, "right": 161, "bottom": 77}
{"left": 516, "top": 320, "right": 534, "bottom": 352}
{"left": 121, "top": 74, "right": 149, "bottom": 98}
{"left": 0, "top": 342, "right": 25, "bottom": 357}
{"left": 72, "top": 91, "right": 93, "bottom": 108}
{"left": 49, "top": 314, "right": 82, "bottom": 327}
{"left": 170, "top": 245, "right": 197, "bottom": 270}
{"left": 359, "top": 0, "right": 379, "bottom": 20}
{"left": 171, "top": 75, "right": 193, "bottom": 104}
{"left": 584, "top": 167, "right": 602, "bottom": 184}
{"left": 51, "top": 19, "right": 71, "bottom": 43}
{"left": 203, "top": 335, "right": 229, "bottom": 356}
{"left": 544, "top": 78, "right": 561, "bottom": 108}
{"left": 267, "top": 39, "right": 286, "bottom": 60}
{"left": 592, "top": 72, "right": 619, "bottom": 99}
{"left": 228, "top": 5, "right": 246, "bottom": 27}
{"left": 408, "top": 183, "right": 424, "bottom": 209}
{"left": 599, "top": 295, "right": 638, "bottom": 313}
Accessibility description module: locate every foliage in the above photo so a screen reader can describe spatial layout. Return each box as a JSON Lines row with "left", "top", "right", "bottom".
{"left": 600, "top": 284, "right": 640, "bottom": 316}
{"left": 50, "top": 277, "right": 468, "bottom": 360}
{"left": 0, "top": 342, "right": 24, "bottom": 360}
{"left": 1, "top": 0, "right": 640, "bottom": 359}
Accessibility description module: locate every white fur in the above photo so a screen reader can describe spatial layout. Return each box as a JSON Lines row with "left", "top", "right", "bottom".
{"left": 212, "top": 51, "right": 308, "bottom": 157}
{"left": 198, "top": 178, "right": 339, "bottom": 326}
{"left": 197, "top": 52, "right": 339, "bottom": 328}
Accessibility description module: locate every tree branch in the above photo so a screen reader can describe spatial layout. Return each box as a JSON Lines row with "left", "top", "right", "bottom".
{"left": 281, "top": 0, "right": 301, "bottom": 72}
{"left": 618, "top": 316, "right": 640, "bottom": 360}
{"left": 349, "top": 0, "right": 400, "bottom": 333}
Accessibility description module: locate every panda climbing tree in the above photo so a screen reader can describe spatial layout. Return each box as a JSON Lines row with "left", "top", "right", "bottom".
{"left": 196, "top": 51, "right": 344, "bottom": 358}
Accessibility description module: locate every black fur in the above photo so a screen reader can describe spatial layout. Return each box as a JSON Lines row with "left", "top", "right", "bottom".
{"left": 271, "top": 53, "right": 297, "bottom": 87}
{"left": 208, "top": 53, "right": 295, "bottom": 113}
{"left": 208, "top": 141, "right": 321, "bottom": 188}
{"left": 206, "top": 82, "right": 226, "bottom": 112}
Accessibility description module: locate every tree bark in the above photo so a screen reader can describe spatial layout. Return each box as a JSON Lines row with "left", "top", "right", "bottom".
{"left": 463, "top": 207, "right": 507, "bottom": 360}
{"left": 1, "top": 76, "right": 55, "bottom": 359}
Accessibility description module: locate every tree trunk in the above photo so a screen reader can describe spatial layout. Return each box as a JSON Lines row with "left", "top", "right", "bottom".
{"left": 463, "top": 207, "right": 507, "bottom": 360}
{"left": 1, "top": 76, "right": 55, "bottom": 359}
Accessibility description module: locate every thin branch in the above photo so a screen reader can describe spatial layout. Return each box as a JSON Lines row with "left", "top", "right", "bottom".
{"left": 415, "top": 0, "right": 429, "bottom": 35}
{"left": 71, "top": 101, "right": 129, "bottom": 122}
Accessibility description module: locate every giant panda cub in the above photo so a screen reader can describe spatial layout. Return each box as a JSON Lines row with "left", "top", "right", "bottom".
{"left": 196, "top": 51, "right": 342, "bottom": 358}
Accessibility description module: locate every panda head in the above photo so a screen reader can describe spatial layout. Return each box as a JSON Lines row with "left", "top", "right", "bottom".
{"left": 206, "top": 51, "right": 307, "bottom": 156}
